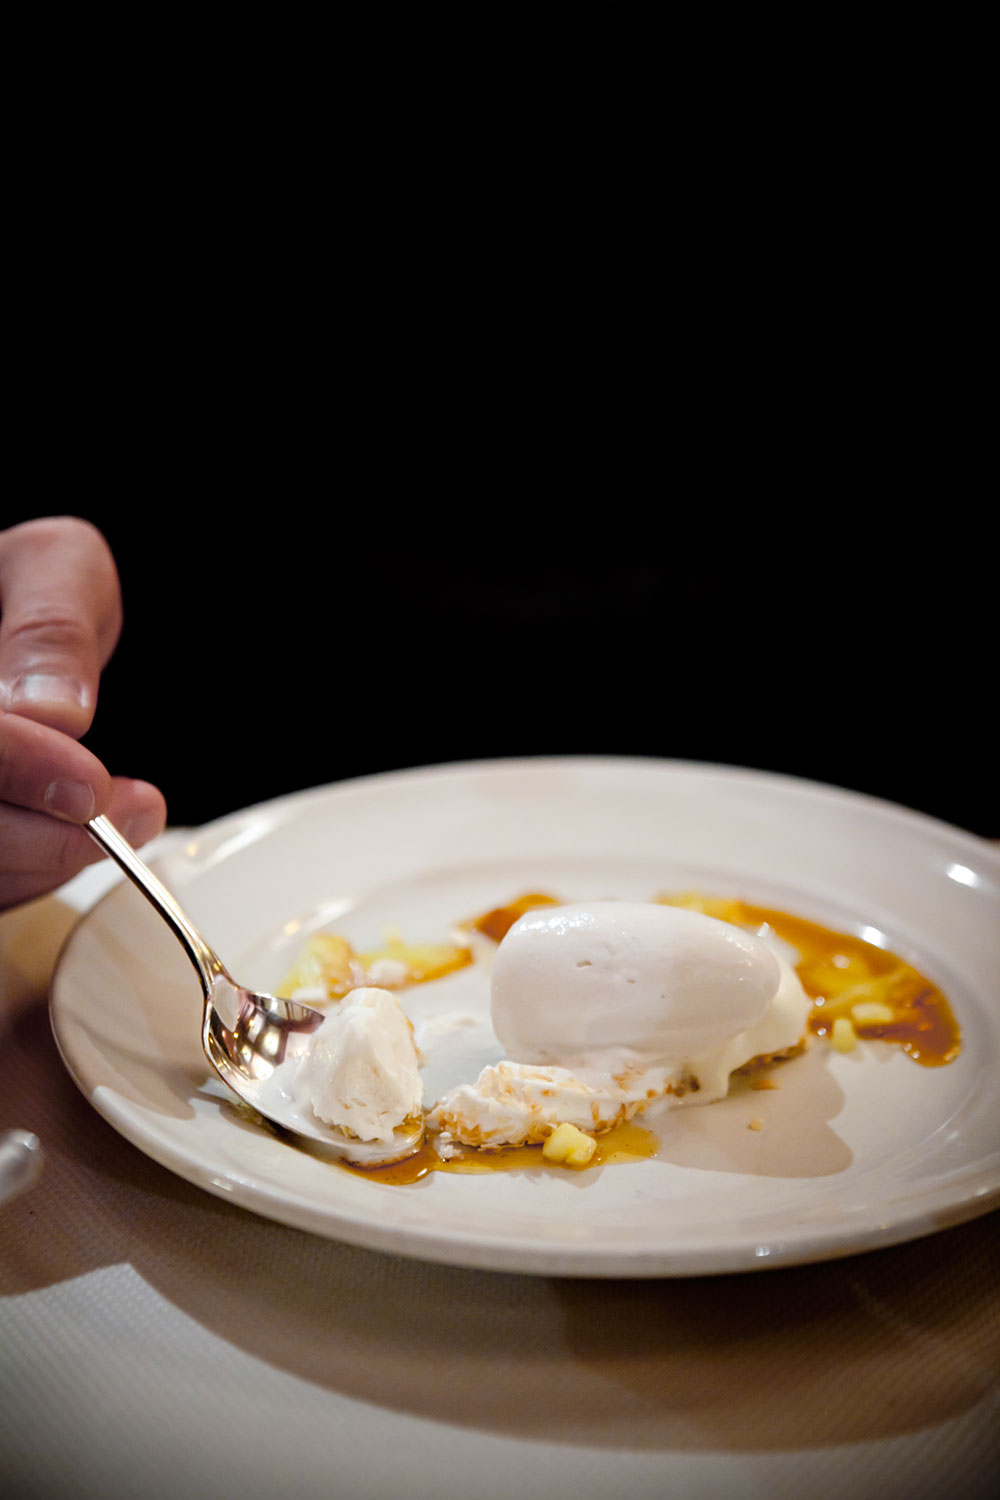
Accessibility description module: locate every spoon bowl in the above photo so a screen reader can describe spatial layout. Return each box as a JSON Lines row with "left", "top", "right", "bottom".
{"left": 85, "top": 816, "right": 424, "bottom": 1167}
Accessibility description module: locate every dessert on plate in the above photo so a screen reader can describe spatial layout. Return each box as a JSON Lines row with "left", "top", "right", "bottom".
{"left": 272, "top": 887, "right": 959, "bottom": 1176}
{"left": 428, "top": 901, "right": 810, "bottom": 1157}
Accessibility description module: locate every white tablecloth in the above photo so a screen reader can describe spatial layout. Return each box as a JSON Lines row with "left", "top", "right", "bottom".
{"left": 2, "top": 843, "right": 998, "bottom": 1500}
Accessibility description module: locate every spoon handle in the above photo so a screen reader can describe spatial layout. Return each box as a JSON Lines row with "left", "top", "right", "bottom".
{"left": 86, "top": 816, "right": 222, "bottom": 1001}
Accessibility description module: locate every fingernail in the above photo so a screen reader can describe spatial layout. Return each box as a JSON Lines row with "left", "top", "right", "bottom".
{"left": 7, "top": 674, "right": 91, "bottom": 711}
{"left": 44, "top": 779, "right": 97, "bottom": 822}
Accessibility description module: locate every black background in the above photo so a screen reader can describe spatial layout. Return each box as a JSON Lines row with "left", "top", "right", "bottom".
{"left": 6, "top": 504, "right": 993, "bottom": 839}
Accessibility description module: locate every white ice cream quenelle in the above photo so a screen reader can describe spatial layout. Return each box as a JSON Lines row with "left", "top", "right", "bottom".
{"left": 298, "top": 987, "right": 423, "bottom": 1145}
{"left": 492, "top": 902, "right": 781, "bottom": 1065}
{"left": 428, "top": 901, "right": 811, "bottom": 1151}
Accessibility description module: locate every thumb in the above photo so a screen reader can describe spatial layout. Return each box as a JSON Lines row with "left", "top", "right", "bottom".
{"left": 0, "top": 517, "right": 123, "bottom": 738}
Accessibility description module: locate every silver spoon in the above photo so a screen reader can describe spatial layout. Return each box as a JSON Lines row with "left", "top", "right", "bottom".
{"left": 85, "top": 815, "right": 424, "bottom": 1167}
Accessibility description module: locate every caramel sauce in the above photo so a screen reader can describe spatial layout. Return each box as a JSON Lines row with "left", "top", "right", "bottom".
{"left": 736, "top": 902, "right": 961, "bottom": 1067}
{"left": 469, "top": 892, "right": 560, "bottom": 944}
{"left": 342, "top": 1119, "right": 660, "bottom": 1187}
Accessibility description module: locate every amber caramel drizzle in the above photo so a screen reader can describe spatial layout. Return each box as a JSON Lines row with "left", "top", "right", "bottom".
{"left": 468, "top": 892, "right": 560, "bottom": 944}
{"left": 341, "top": 1119, "right": 660, "bottom": 1187}
{"left": 653, "top": 892, "right": 961, "bottom": 1067}
{"left": 741, "top": 903, "right": 960, "bottom": 1067}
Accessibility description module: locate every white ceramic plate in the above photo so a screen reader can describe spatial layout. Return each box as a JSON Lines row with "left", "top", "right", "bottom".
{"left": 50, "top": 757, "right": 1000, "bottom": 1277}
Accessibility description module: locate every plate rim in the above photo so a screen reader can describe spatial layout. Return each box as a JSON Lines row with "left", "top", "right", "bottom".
{"left": 139, "top": 752, "right": 1000, "bottom": 859}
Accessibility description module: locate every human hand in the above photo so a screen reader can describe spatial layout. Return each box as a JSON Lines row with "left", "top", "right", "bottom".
{"left": 0, "top": 516, "right": 166, "bottom": 909}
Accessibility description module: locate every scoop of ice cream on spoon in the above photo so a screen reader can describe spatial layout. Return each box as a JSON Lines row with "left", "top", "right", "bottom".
{"left": 85, "top": 815, "right": 423, "bottom": 1166}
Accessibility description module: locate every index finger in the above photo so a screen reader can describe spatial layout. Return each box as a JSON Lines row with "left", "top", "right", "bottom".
{"left": 0, "top": 516, "right": 123, "bottom": 738}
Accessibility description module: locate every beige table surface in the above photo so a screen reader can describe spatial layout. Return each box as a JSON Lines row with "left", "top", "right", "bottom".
{"left": 1, "top": 837, "right": 998, "bottom": 1500}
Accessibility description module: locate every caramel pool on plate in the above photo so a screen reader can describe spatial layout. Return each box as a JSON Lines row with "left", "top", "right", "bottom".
{"left": 342, "top": 1119, "right": 661, "bottom": 1186}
